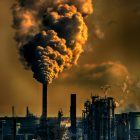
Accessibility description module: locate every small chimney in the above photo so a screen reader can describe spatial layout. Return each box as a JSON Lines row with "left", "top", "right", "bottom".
{"left": 12, "top": 106, "right": 15, "bottom": 117}
{"left": 70, "top": 94, "right": 77, "bottom": 139}
{"left": 26, "top": 106, "right": 29, "bottom": 117}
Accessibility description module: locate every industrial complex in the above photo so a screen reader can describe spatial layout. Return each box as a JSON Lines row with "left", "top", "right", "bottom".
{"left": 0, "top": 91, "right": 140, "bottom": 140}
{"left": 82, "top": 96, "right": 140, "bottom": 140}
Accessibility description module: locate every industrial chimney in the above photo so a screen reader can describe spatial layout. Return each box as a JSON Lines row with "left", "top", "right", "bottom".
{"left": 42, "top": 83, "right": 47, "bottom": 120}
{"left": 70, "top": 94, "right": 77, "bottom": 139}
{"left": 38, "top": 84, "right": 48, "bottom": 140}
{"left": 26, "top": 106, "right": 29, "bottom": 117}
{"left": 12, "top": 106, "right": 15, "bottom": 118}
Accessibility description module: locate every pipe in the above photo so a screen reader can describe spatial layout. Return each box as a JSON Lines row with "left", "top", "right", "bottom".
{"left": 42, "top": 83, "right": 47, "bottom": 120}
{"left": 70, "top": 94, "right": 76, "bottom": 140}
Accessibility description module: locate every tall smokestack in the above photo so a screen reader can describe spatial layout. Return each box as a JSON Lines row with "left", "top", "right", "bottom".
{"left": 42, "top": 84, "right": 47, "bottom": 120}
{"left": 38, "top": 84, "right": 48, "bottom": 140}
{"left": 70, "top": 94, "right": 77, "bottom": 139}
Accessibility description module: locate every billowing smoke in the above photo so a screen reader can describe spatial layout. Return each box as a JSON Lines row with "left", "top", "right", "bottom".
{"left": 59, "top": 61, "right": 130, "bottom": 88}
{"left": 115, "top": 76, "right": 140, "bottom": 112}
{"left": 12, "top": 0, "right": 93, "bottom": 84}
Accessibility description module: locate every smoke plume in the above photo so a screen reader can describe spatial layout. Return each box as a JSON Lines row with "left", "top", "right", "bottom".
{"left": 12, "top": 0, "right": 93, "bottom": 84}
{"left": 59, "top": 62, "right": 130, "bottom": 88}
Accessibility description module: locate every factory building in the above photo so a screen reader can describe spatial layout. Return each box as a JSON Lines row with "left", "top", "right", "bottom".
{"left": 129, "top": 112, "right": 140, "bottom": 139}
{"left": 116, "top": 112, "right": 140, "bottom": 140}
{"left": 115, "top": 113, "right": 130, "bottom": 140}
{"left": 0, "top": 107, "right": 39, "bottom": 140}
{"left": 0, "top": 107, "right": 64, "bottom": 140}
{"left": 82, "top": 96, "right": 116, "bottom": 140}
{"left": 0, "top": 93, "right": 140, "bottom": 140}
{"left": 82, "top": 95, "right": 140, "bottom": 140}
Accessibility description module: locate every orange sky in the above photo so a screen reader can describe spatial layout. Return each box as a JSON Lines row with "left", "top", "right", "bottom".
{"left": 0, "top": 0, "right": 140, "bottom": 117}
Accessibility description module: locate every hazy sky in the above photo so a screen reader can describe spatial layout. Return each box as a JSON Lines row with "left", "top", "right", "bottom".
{"left": 0, "top": 0, "right": 140, "bottom": 117}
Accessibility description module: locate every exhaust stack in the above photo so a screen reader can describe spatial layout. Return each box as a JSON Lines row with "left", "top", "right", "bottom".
{"left": 70, "top": 94, "right": 77, "bottom": 139}
{"left": 38, "top": 84, "right": 48, "bottom": 140}
{"left": 42, "top": 84, "right": 47, "bottom": 120}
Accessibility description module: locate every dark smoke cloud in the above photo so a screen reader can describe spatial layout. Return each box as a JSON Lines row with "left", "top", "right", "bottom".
{"left": 115, "top": 76, "right": 140, "bottom": 112}
{"left": 22, "top": 30, "right": 72, "bottom": 83}
{"left": 59, "top": 61, "right": 129, "bottom": 88}
{"left": 12, "top": 0, "right": 93, "bottom": 84}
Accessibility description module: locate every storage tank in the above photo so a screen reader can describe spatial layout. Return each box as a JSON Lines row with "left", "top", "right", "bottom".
{"left": 129, "top": 112, "right": 140, "bottom": 130}
{"left": 129, "top": 112, "right": 140, "bottom": 139}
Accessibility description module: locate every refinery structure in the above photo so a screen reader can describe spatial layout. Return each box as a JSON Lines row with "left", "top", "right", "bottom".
{"left": 0, "top": 91, "right": 140, "bottom": 140}
{"left": 82, "top": 96, "right": 140, "bottom": 140}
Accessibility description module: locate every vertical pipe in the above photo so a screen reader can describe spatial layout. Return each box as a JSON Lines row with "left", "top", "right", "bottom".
{"left": 26, "top": 106, "right": 29, "bottom": 117}
{"left": 107, "top": 98, "right": 115, "bottom": 140}
{"left": 42, "top": 83, "right": 47, "bottom": 120}
{"left": 38, "top": 84, "right": 48, "bottom": 140}
{"left": 70, "top": 94, "right": 76, "bottom": 140}
{"left": 12, "top": 106, "right": 15, "bottom": 118}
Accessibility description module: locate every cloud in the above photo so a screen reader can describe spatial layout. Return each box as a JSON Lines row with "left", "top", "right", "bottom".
{"left": 86, "top": 0, "right": 140, "bottom": 61}
{"left": 58, "top": 61, "right": 129, "bottom": 88}
{"left": 94, "top": 25, "right": 105, "bottom": 40}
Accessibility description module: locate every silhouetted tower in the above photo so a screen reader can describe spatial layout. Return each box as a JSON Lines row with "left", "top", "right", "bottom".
{"left": 38, "top": 84, "right": 48, "bottom": 140}
{"left": 42, "top": 84, "right": 47, "bottom": 120}
{"left": 70, "top": 94, "right": 77, "bottom": 140}
{"left": 12, "top": 106, "right": 15, "bottom": 118}
{"left": 107, "top": 97, "right": 115, "bottom": 140}
{"left": 58, "top": 109, "right": 63, "bottom": 126}
{"left": 26, "top": 106, "right": 29, "bottom": 117}
{"left": 116, "top": 113, "right": 130, "bottom": 140}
